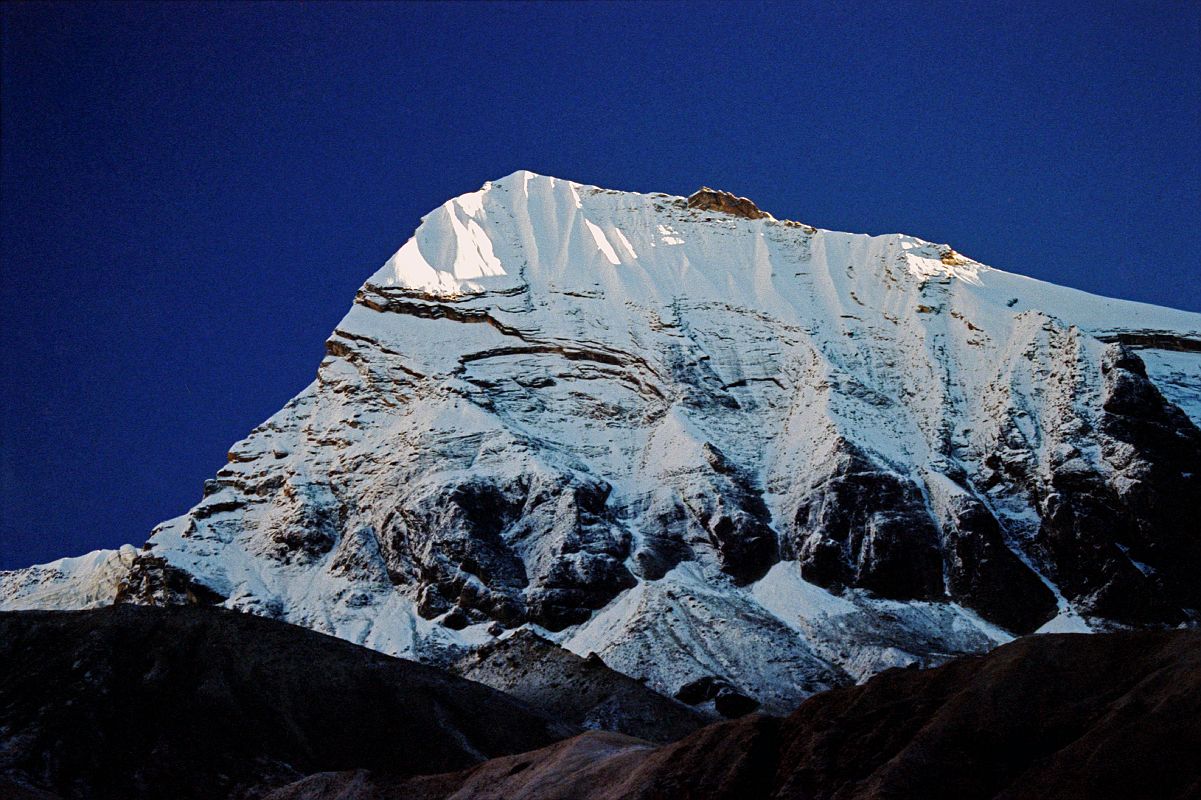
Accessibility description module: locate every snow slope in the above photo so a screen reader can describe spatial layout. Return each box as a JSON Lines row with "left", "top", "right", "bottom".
{"left": 4, "top": 173, "right": 1199, "bottom": 711}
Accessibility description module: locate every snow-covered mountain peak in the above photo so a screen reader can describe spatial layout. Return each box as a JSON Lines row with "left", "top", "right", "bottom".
{"left": 371, "top": 172, "right": 1200, "bottom": 331}
{"left": 4, "top": 173, "right": 1200, "bottom": 714}
{"left": 370, "top": 172, "right": 949, "bottom": 305}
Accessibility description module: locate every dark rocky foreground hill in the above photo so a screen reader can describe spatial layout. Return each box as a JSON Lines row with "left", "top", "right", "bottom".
{"left": 450, "top": 629, "right": 711, "bottom": 743}
{"left": 0, "top": 606, "right": 573, "bottom": 800}
{"left": 4, "top": 605, "right": 1199, "bottom": 800}
{"left": 269, "top": 629, "right": 1201, "bottom": 800}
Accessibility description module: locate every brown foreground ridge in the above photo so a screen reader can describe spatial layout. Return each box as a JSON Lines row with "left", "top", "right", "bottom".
{"left": 270, "top": 628, "right": 1201, "bottom": 800}
{"left": 451, "top": 628, "right": 710, "bottom": 743}
{"left": 0, "top": 605, "right": 573, "bottom": 800}
{"left": 4, "top": 605, "right": 1199, "bottom": 800}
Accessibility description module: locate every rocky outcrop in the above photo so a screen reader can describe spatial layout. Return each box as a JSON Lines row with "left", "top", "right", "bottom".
{"left": 674, "top": 675, "right": 761, "bottom": 718}
{"left": 1095, "top": 330, "right": 1201, "bottom": 352}
{"left": 453, "top": 630, "right": 709, "bottom": 742}
{"left": 785, "top": 441, "right": 944, "bottom": 601}
{"left": 1032, "top": 345, "right": 1201, "bottom": 625}
{"left": 927, "top": 482, "right": 1057, "bottom": 633}
{"left": 389, "top": 470, "right": 636, "bottom": 632}
{"left": 260, "top": 480, "right": 343, "bottom": 564}
{"left": 114, "top": 554, "right": 225, "bottom": 606}
{"left": 780, "top": 437, "right": 1060, "bottom": 634}
{"left": 667, "top": 443, "right": 779, "bottom": 584}
{"left": 686, "top": 187, "right": 771, "bottom": 219}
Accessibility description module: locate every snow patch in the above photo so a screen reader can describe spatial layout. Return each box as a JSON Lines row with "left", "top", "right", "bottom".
{"left": 901, "top": 237, "right": 983, "bottom": 285}
{"left": 584, "top": 219, "right": 621, "bottom": 265}
{"left": 612, "top": 227, "right": 638, "bottom": 260}
{"left": 1035, "top": 610, "right": 1094, "bottom": 634}
{"left": 657, "top": 223, "right": 684, "bottom": 245}
{"left": 750, "top": 561, "right": 858, "bottom": 620}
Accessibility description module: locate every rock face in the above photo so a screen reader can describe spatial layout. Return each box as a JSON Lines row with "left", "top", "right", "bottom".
{"left": 1036, "top": 345, "right": 1201, "bottom": 623}
{"left": 685, "top": 186, "right": 771, "bottom": 219}
{"left": 274, "top": 629, "right": 1201, "bottom": 800}
{"left": 674, "top": 675, "right": 761, "bottom": 718}
{"left": 3, "top": 171, "right": 1200, "bottom": 711}
{"left": 0, "top": 606, "right": 573, "bottom": 800}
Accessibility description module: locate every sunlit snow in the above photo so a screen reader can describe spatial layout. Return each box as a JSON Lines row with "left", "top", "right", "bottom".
{"left": 584, "top": 219, "right": 621, "bottom": 265}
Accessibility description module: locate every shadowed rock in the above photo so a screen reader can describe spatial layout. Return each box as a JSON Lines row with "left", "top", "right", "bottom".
{"left": 452, "top": 630, "right": 709, "bottom": 743}
{"left": 0, "top": 606, "right": 573, "bottom": 800}
{"left": 274, "top": 629, "right": 1201, "bottom": 800}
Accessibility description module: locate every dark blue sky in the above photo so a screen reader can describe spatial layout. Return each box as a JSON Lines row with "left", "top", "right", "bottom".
{"left": 2, "top": 1, "right": 1199, "bottom": 569}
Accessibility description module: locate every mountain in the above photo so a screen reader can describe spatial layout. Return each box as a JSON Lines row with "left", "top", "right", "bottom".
{"left": 4, "top": 172, "right": 1200, "bottom": 712}
{"left": 451, "top": 629, "right": 711, "bottom": 742}
{"left": 0, "top": 605, "right": 572, "bottom": 800}
{"left": 269, "top": 628, "right": 1201, "bottom": 800}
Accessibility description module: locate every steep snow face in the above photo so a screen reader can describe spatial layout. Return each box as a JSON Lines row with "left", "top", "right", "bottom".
{"left": 0, "top": 547, "right": 139, "bottom": 610}
{"left": 4, "top": 172, "right": 1200, "bottom": 709}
